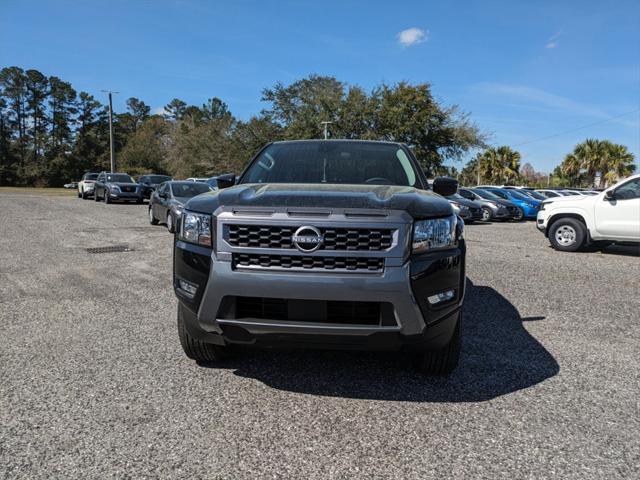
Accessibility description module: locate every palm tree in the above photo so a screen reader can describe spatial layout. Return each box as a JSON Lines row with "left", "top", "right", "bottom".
{"left": 602, "top": 142, "right": 636, "bottom": 186}
{"left": 476, "top": 146, "right": 522, "bottom": 184}
{"left": 560, "top": 139, "right": 636, "bottom": 187}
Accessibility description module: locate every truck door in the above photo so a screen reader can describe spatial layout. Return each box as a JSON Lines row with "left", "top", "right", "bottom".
{"left": 594, "top": 178, "right": 640, "bottom": 240}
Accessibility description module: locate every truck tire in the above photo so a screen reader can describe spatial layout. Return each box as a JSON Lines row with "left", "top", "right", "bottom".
{"left": 104, "top": 190, "right": 111, "bottom": 204}
{"left": 414, "top": 320, "right": 460, "bottom": 375}
{"left": 177, "top": 306, "right": 229, "bottom": 363}
{"left": 549, "top": 217, "right": 585, "bottom": 252}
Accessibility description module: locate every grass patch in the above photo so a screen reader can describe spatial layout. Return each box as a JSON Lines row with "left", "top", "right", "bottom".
{"left": 0, "top": 187, "right": 76, "bottom": 196}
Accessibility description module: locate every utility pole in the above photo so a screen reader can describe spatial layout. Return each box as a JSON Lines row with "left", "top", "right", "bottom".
{"left": 320, "top": 121, "right": 333, "bottom": 140}
{"left": 101, "top": 90, "right": 118, "bottom": 172}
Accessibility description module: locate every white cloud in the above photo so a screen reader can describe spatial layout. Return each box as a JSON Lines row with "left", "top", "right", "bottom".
{"left": 545, "top": 31, "right": 562, "bottom": 49}
{"left": 397, "top": 27, "right": 428, "bottom": 47}
{"left": 151, "top": 106, "right": 167, "bottom": 116}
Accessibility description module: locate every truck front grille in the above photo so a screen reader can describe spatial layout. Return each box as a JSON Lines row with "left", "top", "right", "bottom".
{"left": 233, "top": 253, "right": 384, "bottom": 272}
{"left": 225, "top": 224, "right": 393, "bottom": 251}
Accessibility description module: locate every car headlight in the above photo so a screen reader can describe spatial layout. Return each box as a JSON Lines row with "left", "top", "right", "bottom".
{"left": 539, "top": 202, "right": 550, "bottom": 211}
{"left": 412, "top": 215, "right": 457, "bottom": 254}
{"left": 179, "top": 211, "right": 212, "bottom": 247}
{"left": 489, "top": 202, "right": 499, "bottom": 208}
{"left": 110, "top": 185, "right": 120, "bottom": 192}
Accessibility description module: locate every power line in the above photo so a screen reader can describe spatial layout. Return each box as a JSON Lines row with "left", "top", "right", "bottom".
{"left": 512, "top": 108, "right": 640, "bottom": 147}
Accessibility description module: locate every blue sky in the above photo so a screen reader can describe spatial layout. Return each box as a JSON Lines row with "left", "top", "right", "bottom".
{"left": 2, "top": 0, "right": 639, "bottom": 172}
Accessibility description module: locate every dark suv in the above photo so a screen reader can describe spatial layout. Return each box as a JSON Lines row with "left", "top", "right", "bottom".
{"left": 138, "top": 174, "right": 173, "bottom": 199}
{"left": 94, "top": 172, "right": 142, "bottom": 204}
{"left": 173, "top": 140, "right": 466, "bottom": 374}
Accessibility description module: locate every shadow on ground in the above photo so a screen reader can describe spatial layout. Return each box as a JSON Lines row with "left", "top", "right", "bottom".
{"left": 202, "top": 280, "right": 559, "bottom": 402}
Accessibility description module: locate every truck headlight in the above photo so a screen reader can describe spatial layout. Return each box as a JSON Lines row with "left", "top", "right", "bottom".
{"left": 179, "top": 211, "right": 212, "bottom": 247}
{"left": 412, "top": 215, "right": 457, "bottom": 254}
{"left": 110, "top": 185, "right": 120, "bottom": 192}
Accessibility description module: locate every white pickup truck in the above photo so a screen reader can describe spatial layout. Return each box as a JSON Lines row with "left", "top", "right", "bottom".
{"left": 537, "top": 174, "right": 640, "bottom": 251}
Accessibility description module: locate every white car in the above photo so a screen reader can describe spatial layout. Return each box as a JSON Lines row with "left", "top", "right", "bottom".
{"left": 77, "top": 172, "right": 99, "bottom": 199}
{"left": 537, "top": 174, "right": 640, "bottom": 251}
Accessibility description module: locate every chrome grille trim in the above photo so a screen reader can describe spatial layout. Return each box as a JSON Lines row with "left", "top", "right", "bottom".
{"left": 214, "top": 206, "right": 412, "bottom": 273}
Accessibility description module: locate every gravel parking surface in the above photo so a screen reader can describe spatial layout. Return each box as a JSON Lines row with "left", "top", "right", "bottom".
{"left": 1, "top": 192, "right": 639, "bottom": 479}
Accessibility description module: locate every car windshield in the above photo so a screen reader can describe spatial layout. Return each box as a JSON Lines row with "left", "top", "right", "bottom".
{"left": 474, "top": 188, "right": 502, "bottom": 200}
{"left": 520, "top": 190, "right": 546, "bottom": 200}
{"left": 106, "top": 174, "right": 134, "bottom": 183}
{"left": 506, "top": 190, "right": 532, "bottom": 201}
{"left": 241, "top": 141, "right": 420, "bottom": 187}
{"left": 171, "top": 182, "right": 211, "bottom": 197}
{"left": 146, "top": 175, "right": 171, "bottom": 183}
{"left": 84, "top": 173, "right": 98, "bottom": 180}
{"left": 447, "top": 193, "right": 467, "bottom": 201}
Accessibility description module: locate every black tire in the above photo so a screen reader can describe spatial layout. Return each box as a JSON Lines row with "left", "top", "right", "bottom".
{"left": 94, "top": 189, "right": 100, "bottom": 201}
{"left": 512, "top": 208, "right": 524, "bottom": 222}
{"left": 414, "top": 320, "right": 461, "bottom": 375}
{"left": 104, "top": 190, "right": 111, "bottom": 204}
{"left": 136, "top": 197, "right": 143, "bottom": 204}
{"left": 549, "top": 217, "right": 586, "bottom": 252}
{"left": 166, "top": 212, "right": 175, "bottom": 233}
{"left": 148, "top": 206, "right": 159, "bottom": 225}
{"left": 177, "top": 306, "right": 229, "bottom": 363}
{"left": 77, "top": 190, "right": 82, "bottom": 198}
{"left": 481, "top": 207, "right": 493, "bottom": 222}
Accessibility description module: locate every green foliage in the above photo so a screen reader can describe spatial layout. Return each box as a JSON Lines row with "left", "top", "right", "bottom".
{"left": 476, "top": 146, "right": 522, "bottom": 185}
{"left": 558, "top": 138, "right": 636, "bottom": 187}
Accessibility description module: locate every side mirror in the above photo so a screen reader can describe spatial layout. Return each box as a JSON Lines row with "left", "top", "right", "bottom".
{"left": 217, "top": 173, "right": 236, "bottom": 189}
{"left": 432, "top": 176, "right": 458, "bottom": 197}
{"left": 604, "top": 190, "right": 615, "bottom": 200}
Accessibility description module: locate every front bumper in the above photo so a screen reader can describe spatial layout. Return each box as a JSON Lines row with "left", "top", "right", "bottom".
{"left": 174, "top": 239, "right": 465, "bottom": 352}
{"left": 109, "top": 191, "right": 142, "bottom": 201}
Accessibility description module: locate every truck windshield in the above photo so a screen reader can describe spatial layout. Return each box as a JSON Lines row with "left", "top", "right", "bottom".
{"left": 241, "top": 141, "right": 420, "bottom": 187}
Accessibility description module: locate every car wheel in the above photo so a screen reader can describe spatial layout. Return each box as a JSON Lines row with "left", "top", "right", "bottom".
{"left": 104, "top": 190, "right": 111, "bottom": 204}
{"left": 149, "top": 206, "right": 159, "bottom": 225}
{"left": 513, "top": 208, "right": 524, "bottom": 221}
{"left": 77, "top": 189, "right": 82, "bottom": 198}
{"left": 481, "top": 207, "right": 492, "bottom": 222}
{"left": 549, "top": 218, "right": 586, "bottom": 252}
{"left": 414, "top": 319, "right": 460, "bottom": 375}
{"left": 166, "top": 212, "right": 175, "bottom": 233}
{"left": 177, "top": 304, "right": 229, "bottom": 363}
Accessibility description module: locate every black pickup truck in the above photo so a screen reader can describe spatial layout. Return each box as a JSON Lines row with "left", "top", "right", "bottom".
{"left": 173, "top": 140, "right": 466, "bottom": 374}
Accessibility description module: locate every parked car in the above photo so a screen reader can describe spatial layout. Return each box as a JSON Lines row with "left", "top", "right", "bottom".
{"left": 64, "top": 182, "right": 78, "bottom": 189}
{"left": 470, "top": 188, "right": 523, "bottom": 220}
{"left": 537, "top": 174, "right": 640, "bottom": 251}
{"left": 445, "top": 193, "right": 483, "bottom": 223}
{"left": 459, "top": 187, "right": 513, "bottom": 221}
{"left": 149, "top": 181, "right": 213, "bottom": 232}
{"left": 174, "top": 140, "right": 465, "bottom": 375}
{"left": 94, "top": 172, "right": 142, "bottom": 204}
{"left": 77, "top": 172, "right": 99, "bottom": 199}
{"left": 138, "top": 174, "right": 172, "bottom": 199}
{"left": 185, "top": 177, "right": 209, "bottom": 183}
{"left": 483, "top": 187, "right": 541, "bottom": 219}
{"left": 535, "top": 189, "right": 567, "bottom": 198}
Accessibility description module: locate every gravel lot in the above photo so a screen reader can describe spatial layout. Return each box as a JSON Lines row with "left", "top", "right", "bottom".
{"left": 1, "top": 192, "right": 639, "bottom": 479}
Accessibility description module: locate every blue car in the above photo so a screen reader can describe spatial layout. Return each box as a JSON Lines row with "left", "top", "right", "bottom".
{"left": 483, "top": 187, "right": 542, "bottom": 219}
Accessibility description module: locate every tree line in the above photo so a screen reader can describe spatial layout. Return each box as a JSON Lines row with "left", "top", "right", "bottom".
{"left": 453, "top": 139, "right": 636, "bottom": 188}
{"left": 0, "top": 68, "right": 487, "bottom": 186}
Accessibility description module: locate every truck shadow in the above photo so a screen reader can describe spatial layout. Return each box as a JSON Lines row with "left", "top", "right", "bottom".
{"left": 211, "top": 279, "right": 559, "bottom": 402}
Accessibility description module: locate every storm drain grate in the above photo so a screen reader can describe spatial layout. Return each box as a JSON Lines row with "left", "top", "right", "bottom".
{"left": 86, "top": 244, "right": 133, "bottom": 254}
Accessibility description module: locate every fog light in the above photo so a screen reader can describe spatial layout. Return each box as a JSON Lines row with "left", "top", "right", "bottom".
{"left": 427, "top": 289, "right": 455, "bottom": 305}
{"left": 177, "top": 279, "right": 198, "bottom": 299}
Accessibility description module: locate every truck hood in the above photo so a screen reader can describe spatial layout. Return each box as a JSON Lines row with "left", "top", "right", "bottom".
{"left": 545, "top": 195, "right": 593, "bottom": 205}
{"left": 185, "top": 183, "right": 453, "bottom": 218}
